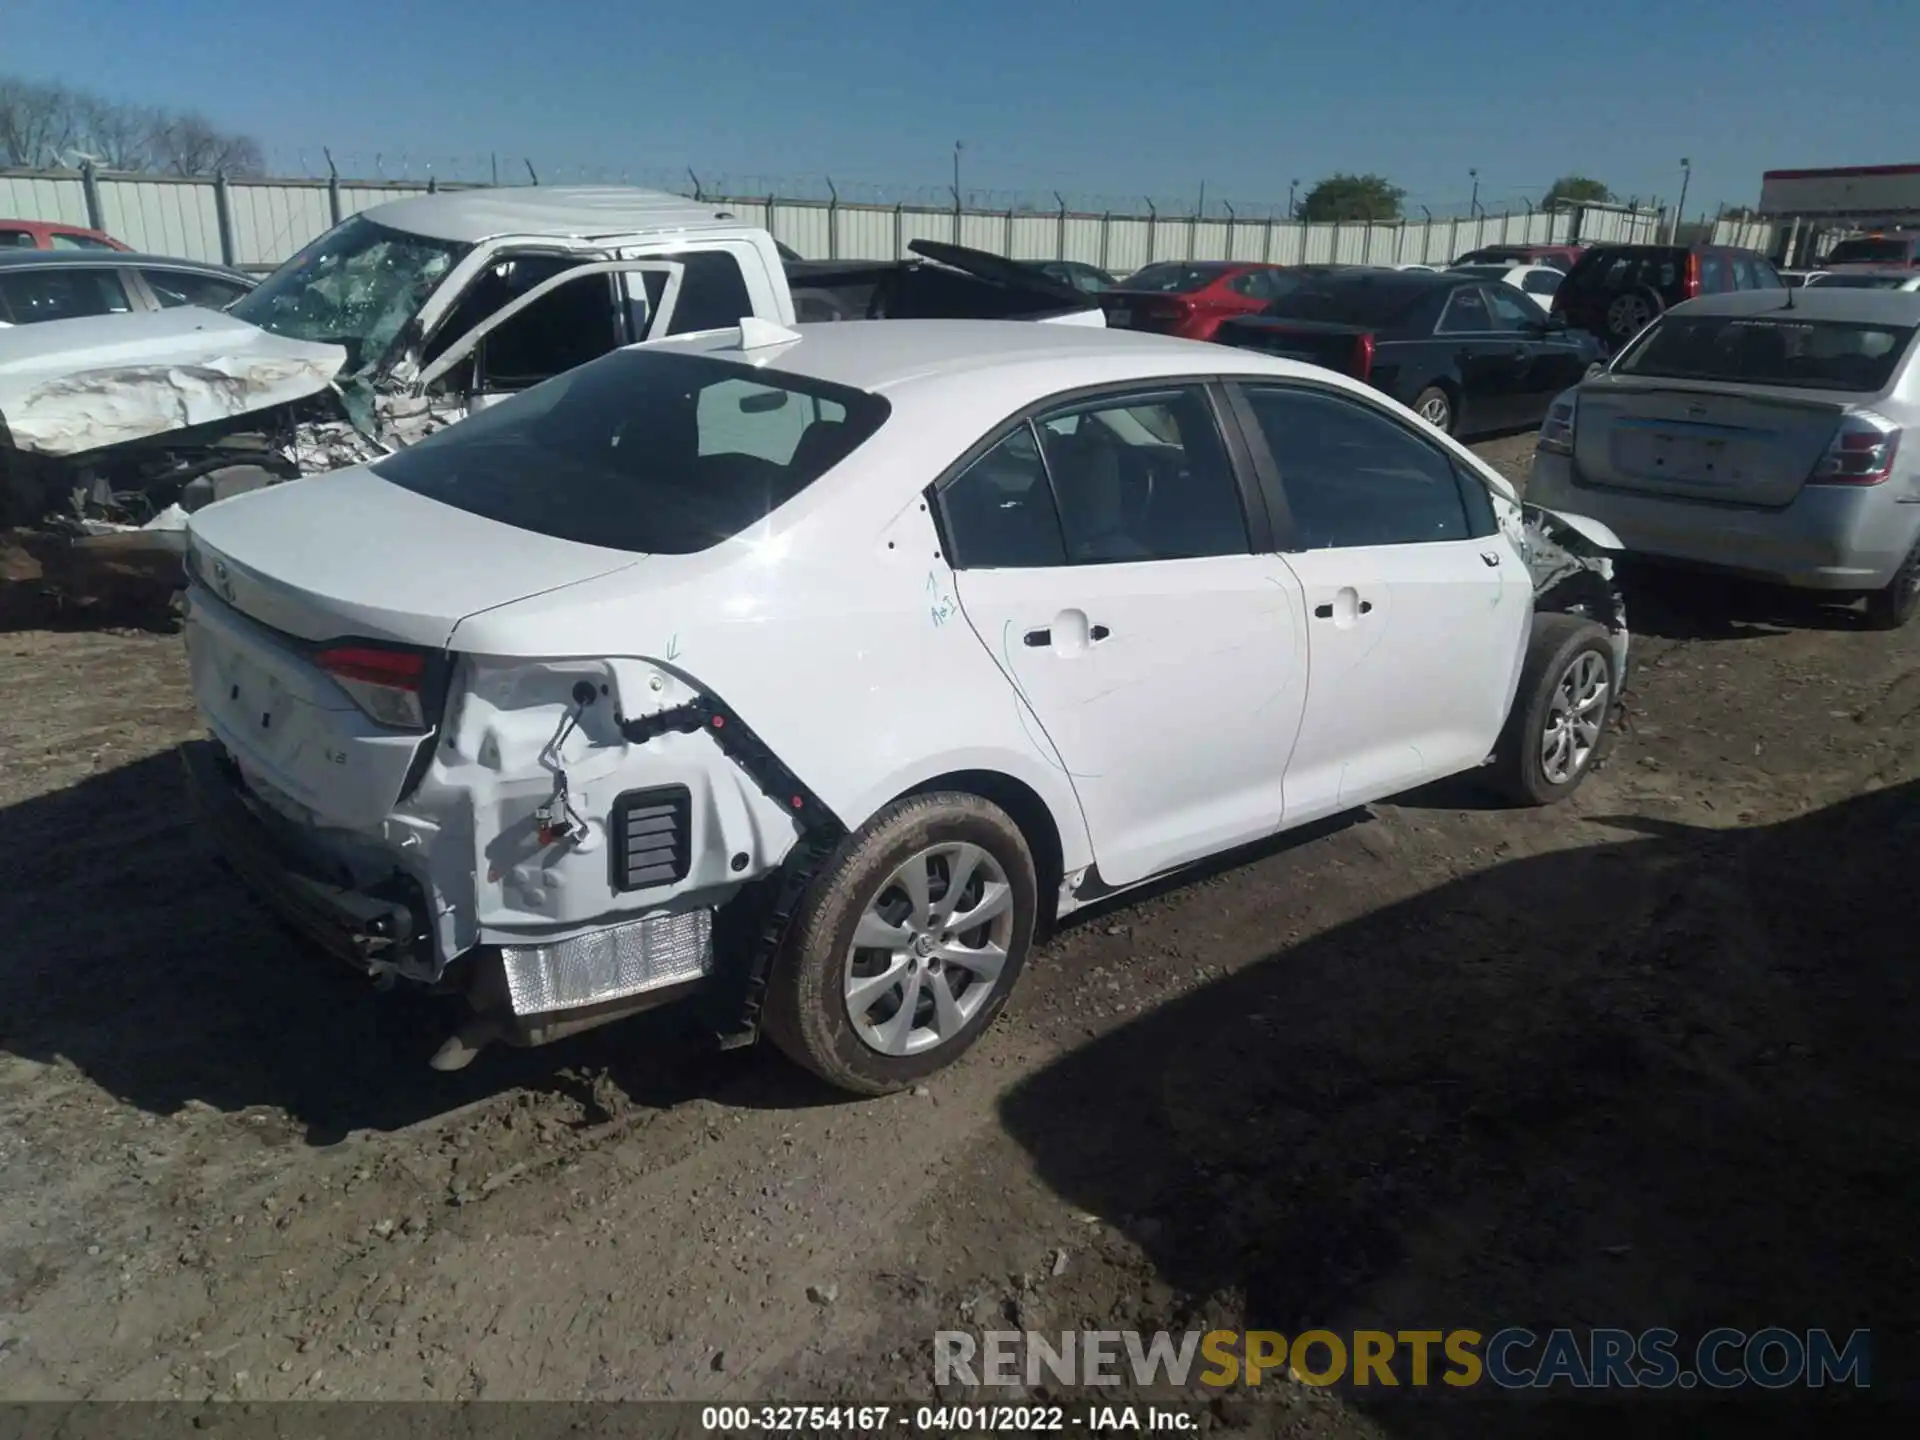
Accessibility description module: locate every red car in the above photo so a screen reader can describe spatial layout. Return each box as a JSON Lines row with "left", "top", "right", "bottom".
{"left": 1100, "top": 261, "right": 1296, "bottom": 341}
{"left": 0, "top": 218, "right": 132, "bottom": 252}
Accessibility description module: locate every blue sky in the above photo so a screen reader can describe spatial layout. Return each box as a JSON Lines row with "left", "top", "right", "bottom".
{"left": 7, "top": 0, "right": 1919, "bottom": 217}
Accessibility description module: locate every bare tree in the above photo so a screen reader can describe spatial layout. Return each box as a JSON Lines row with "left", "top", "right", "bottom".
{"left": 1, "top": 73, "right": 264, "bottom": 175}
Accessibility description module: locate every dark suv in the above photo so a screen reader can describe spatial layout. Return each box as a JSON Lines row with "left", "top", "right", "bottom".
{"left": 1551, "top": 244, "right": 1784, "bottom": 353}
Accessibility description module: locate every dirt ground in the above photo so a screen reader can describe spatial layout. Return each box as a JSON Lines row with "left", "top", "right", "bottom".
{"left": 2, "top": 433, "right": 1915, "bottom": 1432}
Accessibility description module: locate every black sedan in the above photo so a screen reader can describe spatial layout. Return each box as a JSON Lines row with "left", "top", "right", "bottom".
{"left": 1214, "top": 269, "right": 1604, "bottom": 437}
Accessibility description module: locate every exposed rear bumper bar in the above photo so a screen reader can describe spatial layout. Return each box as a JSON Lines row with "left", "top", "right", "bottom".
{"left": 181, "top": 739, "right": 428, "bottom": 977}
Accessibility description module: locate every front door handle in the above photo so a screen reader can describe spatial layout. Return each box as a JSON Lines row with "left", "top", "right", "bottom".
{"left": 1023, "top": 627, "right": 1051, "bottom": 647}
{"left": 1089, "top": 624, "right": 1110, "bottom": 642}
{"left": 1313, "top": 599, "right": 1373, "bottom": 619}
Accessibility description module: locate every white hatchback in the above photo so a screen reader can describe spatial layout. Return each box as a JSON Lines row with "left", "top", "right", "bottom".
{"left": 181, "top": 319, "right": 1629, "bottom": 1093}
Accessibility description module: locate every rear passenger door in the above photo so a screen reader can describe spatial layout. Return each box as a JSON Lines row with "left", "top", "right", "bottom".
{"left": 941, "top": 383, "right": 1308, "bottom": 888}
{"left": 1230, "top": 381, "right": 1531, "bottom": 823}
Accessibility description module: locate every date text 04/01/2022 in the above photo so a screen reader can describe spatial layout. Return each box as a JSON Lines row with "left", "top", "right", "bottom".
{"left": 700, "top": 1403, "right": 1199, "bottom": 1431}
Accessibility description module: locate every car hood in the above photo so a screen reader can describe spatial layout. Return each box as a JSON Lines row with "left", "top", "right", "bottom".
{"left": 183, "top": 464, "right": 643, "bottom": 649}
{"left": 0, "top": 305, "right": 346, "bottom": 458}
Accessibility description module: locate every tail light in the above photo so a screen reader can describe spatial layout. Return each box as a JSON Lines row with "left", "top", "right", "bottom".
{"left": 1809, "top": 412, "right": 1901, "bottom": 486}
{"left": 1684, "top": 252, "right": 1702, "bottom": 299}
{"left": 317, "top": 644, "right": 429, "bottom": 730}
{"left": 1351, "top": 332, "right": 1375, "bottom": 382}
{"left": 1538, "top": 392, "right": 1578, "bottom": 456}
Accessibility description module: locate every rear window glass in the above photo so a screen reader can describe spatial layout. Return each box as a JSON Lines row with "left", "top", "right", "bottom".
{"left": 1824, "top": 238, "right": 1915, "bottom": 266}
{"left": 1617, "top": 315, "right": 1916, "bottom": 393}
{"left": 1263, "top": 277, "right": 1433, "bottom": 327}
{"left": 1807, "top": 272, "right": 1912, "bottom": 290}
{"left": 1566, "top": 249, "right": 1684, "bottom": 293}
{"left": 1122, "top": 263, "right": 1234, "bottom": 293}
{"left": 370, "top": 350, "right": 891, "bottom": 554}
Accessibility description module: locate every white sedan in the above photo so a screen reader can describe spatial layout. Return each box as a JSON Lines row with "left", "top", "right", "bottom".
{"left": 179, "top": 319, "right": 1629, "bottom": 1094}
{"left": 1450, "top": 261, "right": 1565, "bottom": 313}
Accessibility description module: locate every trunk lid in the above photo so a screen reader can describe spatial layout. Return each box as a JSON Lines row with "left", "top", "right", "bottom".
{"left": 1099, "top": 289, "right": 1203, "bottom": 334}
{"left": 0, "top": 305, "right": 346, "bottom": 457}
{"left": 1573, "top": 380, "right": 1846, "bottom": 508}
{"left": 1215, "top": 316, "right": 1374, "bottom": 376}
{"left": 183, "top": 466, "right": 644, "bottom": 829}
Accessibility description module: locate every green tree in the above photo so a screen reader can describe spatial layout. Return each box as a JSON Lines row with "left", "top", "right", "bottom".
{"left": 1542, "top": 175, "right": 1614, "bottom": 210}
{"left": 1298, "top": 173, "right": 1405, "bottom": 223}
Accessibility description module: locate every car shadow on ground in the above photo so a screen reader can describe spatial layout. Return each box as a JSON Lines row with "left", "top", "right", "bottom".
{"left": 0, "top": 749, "right": 838, "bottom": 1145}
{"left": 999, "top": 780, "right": 1917, "bottom": 1430}
{"left": 1617, "top": 560, "right": 1873, "bottom": 642}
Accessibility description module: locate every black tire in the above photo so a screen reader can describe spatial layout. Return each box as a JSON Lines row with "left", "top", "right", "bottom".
{"left": 1490, "top": 612, "right": 1620, "bottom": 806}
{"left": 764, "top": 791, "right": 1038, "bottom": 1095}
{"left": 1411, "top": 384, "right": 1455, "bottom": 435}
{"left": 1864, "top": 538, "right": 1920, "bottom": 630}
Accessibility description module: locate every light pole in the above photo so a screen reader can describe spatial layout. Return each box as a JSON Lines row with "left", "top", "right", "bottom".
{"left": 1671, "top": 157, "right": 1692, "bottom": 243}
{"left": 1468, "top": 168, "right": 1480, "bottom": 217}
{"left": 952, "top": 141, "right": 964, "bottom": 208}
{"left": 1288, "top": 178, "right": 1299, "bottom": 218}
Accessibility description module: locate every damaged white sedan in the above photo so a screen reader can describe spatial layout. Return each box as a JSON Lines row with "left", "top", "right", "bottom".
{"left": 180, "top": 318, "right": 1628, "bottom": 1094}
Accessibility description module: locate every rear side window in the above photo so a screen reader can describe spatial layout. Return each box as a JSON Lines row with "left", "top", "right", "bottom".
{"left": 48, "top": 232, "right": 115, "bottom": 250}
{"left": 1825, "top": 237, "right": 1916, "bottom": 266}
{"left": 370, "top": 350, "right": 889, "bottom": 554}
{"left": 0, "top": 267, "right": 132, "bottom": 323}
{"left": 1567, "top": 250, "right": 1683, "bottom": 295}
{"left": 1618, "top": 315, "right": 1917, "bottom": 393}
{"left": 1240, "top": 385, "right": 1481, "bottom": 548}
{"left": 0, "top": 229, "right": 37, "bottom": 248}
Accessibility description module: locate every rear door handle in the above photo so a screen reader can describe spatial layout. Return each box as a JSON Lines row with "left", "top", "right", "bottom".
{"left": 1313, "top": 600, "right": 1373, "bottom": 619}
{"left": 1090, "top": 624, "right": 1110, "bottom": 642}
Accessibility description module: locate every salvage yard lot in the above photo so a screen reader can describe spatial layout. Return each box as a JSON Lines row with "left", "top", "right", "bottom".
{"left": 1, "top": 432, "right": 1916, "bottom": 1428}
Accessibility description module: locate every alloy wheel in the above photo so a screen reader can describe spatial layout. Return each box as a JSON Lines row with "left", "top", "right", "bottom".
{"left": 1540, "top": 650, "right": 1610, "bottom": 785}
{"left": 843, "top": 842, "right": 1015, "bottom": 1056}
{"left": 1418, "top": 392, "right": 1452, "bottom": 429}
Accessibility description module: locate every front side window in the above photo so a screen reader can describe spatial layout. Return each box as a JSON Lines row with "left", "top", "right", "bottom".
{"left": 1, "top": 229, "right": 39, "bottom": 248}
{"left": 48, "top": 232, "right": 116, "bottom": 250}
{"left": 1240, "top": 385, "right": 1478, "bottom": 549}
{"left": 1521, "top": 269, "right": 1562, "bottom": 295}
{"left": 141, "top": 268, "right": 249, "bottom": 310}
{"left": 370, "top": 350, "right": 889, "bottom": 554}
{"left": 228, "top": 213, "right": 470, "bottom": 374}
{"left": 1484, "top": 286, "right": 1541, "bottom": 330}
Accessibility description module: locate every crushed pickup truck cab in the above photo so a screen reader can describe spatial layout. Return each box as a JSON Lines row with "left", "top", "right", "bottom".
{"left": 180, "top": 318, "right": 1629, "bottom": 1097}
{"left": 0, "top": 186, "right": 1100, "bottom": 598}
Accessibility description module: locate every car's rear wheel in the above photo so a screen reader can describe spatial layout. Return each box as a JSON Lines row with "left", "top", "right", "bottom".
{"left": 1864, "top": 538, "right": 1920, "bottom": 630}
{"left": 764, "top": 792, "right": 1037, "bottom": 1095}
{"left": 1605, "top": 287, "right": 1664, "bottom": 347}
{"left": 1490, "top": 613, "right": 1619, "bottom": 806}
{"left": 1412, "top": 385, "right": 1455, "bottom": 434}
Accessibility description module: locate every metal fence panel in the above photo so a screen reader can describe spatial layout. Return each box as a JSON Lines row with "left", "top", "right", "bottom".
{"left": 771, "top": 202, "right": 829, "bottom": 259}
{"left": 337, "top": 184, "right": 433, "bottom": 218}
{"left": 898, "top": 207, "right": 953, "bottom": 256}
{"left": 97, "top": 178, "right": 223, "bottom": 262}
{"left": 1063, "top": 215, "right": 1106, "bottom": 269}
{"left": 1009, "top": 214, "right": 1057, "bottom": 261}
{"left": 0, "top": 173, "right": 90, "bottom": 227}
{"left": 956, "top": 211, "right": 1004, "bottom": 253}
{"left": 227, "top": 182, "right": 334, "bottom": 268}
{"left": 1105, "top": 218, "right": 1151, "bottom": 276}
{"left": 836, "top": 205, "right": 897, "bottom": 260}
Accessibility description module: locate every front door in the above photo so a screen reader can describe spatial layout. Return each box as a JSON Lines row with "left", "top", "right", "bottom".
{"left": 1482, "top": 282, "right": 1584, "bottom": 422}
{"left": 1233, "top": 381, "right": 1531, "bottom": 824}
{"left": 941, "top": 384, "right": 1308, "bottom": 889}
{"left": 1437, "top": 285, "right": 1530, "bottom": 431}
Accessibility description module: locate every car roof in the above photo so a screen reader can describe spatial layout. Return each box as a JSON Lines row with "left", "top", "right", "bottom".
{"left": 0, "top": 250, "right": 249, "bottom": 277}
{"left": 1672, "top": 288, "right": 1920, "bottom": 322}
{"left": 361, "top": 185, "right": 748, "bottom": 244}
{"left": 652, "top": 317, "right": 1334, "bottom": 395}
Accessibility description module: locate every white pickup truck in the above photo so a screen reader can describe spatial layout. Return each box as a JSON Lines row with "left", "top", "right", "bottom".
{"left": 0, "top": 186, "right": 1100, "bottom": 545}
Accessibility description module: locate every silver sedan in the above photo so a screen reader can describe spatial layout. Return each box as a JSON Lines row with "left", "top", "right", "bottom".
{"left": 1529, "top": 287, "right": 1920, "bottom": 627}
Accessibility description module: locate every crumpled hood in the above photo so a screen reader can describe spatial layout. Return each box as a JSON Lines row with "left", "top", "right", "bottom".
{"left": 0, "top": 306, "right": 347, "bottom": 458}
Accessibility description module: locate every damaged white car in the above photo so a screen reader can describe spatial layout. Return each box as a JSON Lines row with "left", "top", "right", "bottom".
{"left": 180, "top": 319, "right": 1628, "bottom": 1095}
{"left": 0, "top": 186, "right": 1098, "bottom": 589}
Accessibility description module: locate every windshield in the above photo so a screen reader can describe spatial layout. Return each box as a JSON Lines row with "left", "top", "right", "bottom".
{"left": 1807, "top": 271, "right": 1912, "bottom": 290}
{"left": 1262, "top": 277, "right": 1433, "bottom": 327}
{"left": 1824, "top": 238, "right": 1913, "bottom": 266}
{"left": 1122, "top": 263, "right": 1234, "bottom": 293}
{"left": 1617, "top": 314, "right": 1916, "bottom": 393}
{"left": 228, "top": 214, "right": 470, "bottom": 374}
{"left": 370, "top": 349, "right": 891, "bottom": 554}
